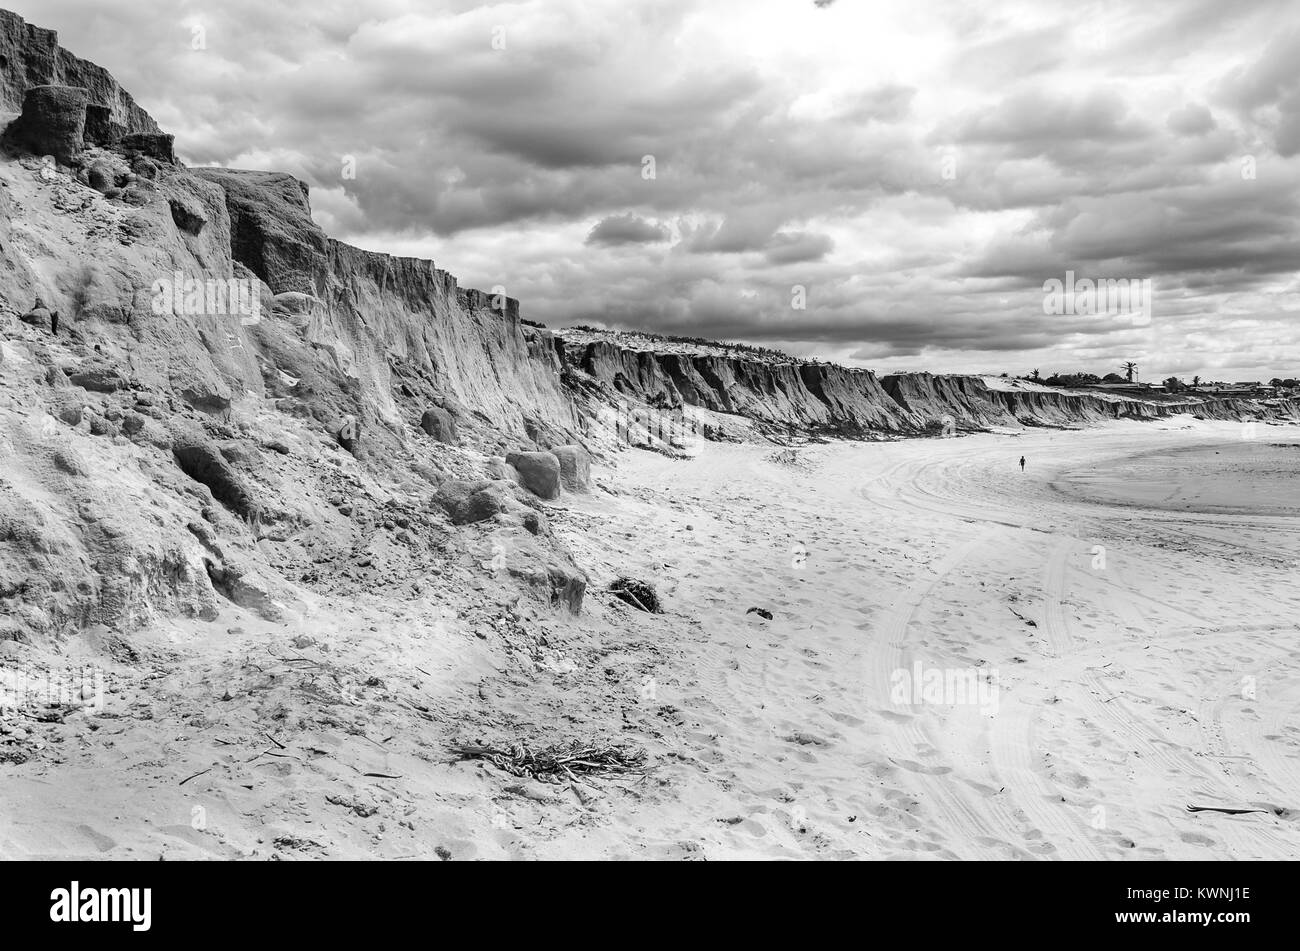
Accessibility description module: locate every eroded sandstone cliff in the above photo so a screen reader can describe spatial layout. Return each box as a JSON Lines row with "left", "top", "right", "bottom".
{"left": 0, "top": 11, "right": 591, "bottom": 641}
{"left": 556, "top": 332, "right": 1300, "bottom": 440}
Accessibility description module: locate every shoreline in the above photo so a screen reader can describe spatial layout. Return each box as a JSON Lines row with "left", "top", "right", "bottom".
{"left": 1049, "top": 434, "right": 1300, "bottom": 518}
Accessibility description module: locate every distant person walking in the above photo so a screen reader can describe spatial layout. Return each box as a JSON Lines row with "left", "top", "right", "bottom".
{"left": 1019, "top": 455, "right": 1025, "bottom": 472}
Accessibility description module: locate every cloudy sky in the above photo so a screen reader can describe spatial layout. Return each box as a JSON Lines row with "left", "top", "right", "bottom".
{"left": 17, "top": 0, "right": 1300, "bottom": 380}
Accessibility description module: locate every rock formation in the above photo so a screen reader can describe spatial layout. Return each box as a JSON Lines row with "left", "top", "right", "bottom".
{"left": 0, "top": 9, "right": 159, "bottom": 136}
{"left": 3, "top": 84, "right": 88, "bottom": 163}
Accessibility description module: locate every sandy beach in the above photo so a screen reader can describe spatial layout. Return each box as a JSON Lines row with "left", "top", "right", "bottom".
{"left": 554, "top": 418, "right": 1300, "bottom": 859}
{"left": 5, "top": 417, "right": 1298, "bottom": 860}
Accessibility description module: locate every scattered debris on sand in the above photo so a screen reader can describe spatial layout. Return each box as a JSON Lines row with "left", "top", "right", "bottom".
{"left": 609, "top": 577, "right": 662, "bottom": 613}
{"left": 451, "top": 740, "right": 647, "bottom": 784}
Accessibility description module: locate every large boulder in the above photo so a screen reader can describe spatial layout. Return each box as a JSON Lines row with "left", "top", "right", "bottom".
{"left": 130, "top": 155, "right": 160, "bottom": 181}
{"left": 68, "top": 363, "right": 128, "bottom": 392}
{"left": 121, "top": 132, "right": 175, "bottom": 164}
{"left": 435, "top": 479, "right": 516, "bottom": 525}
{"left": 168, "top": 194, "right": 207, "bottom": 235}
{"left": 500, "top": 532, "right": 588, "bottom": 614}
{"left": 552, "top": 445, "right": 591, "bottom": 493}
{"left": 419, "top": 406, "right": 457, "bottom": 445}
{"left": 3, "top": 85, "right": 89, "bottom": 164}
{"left": 86, "top": 160, "right": 116, "bottom": 193}
{"left": 505, "top": 450, "right": 561, "bottom": 500}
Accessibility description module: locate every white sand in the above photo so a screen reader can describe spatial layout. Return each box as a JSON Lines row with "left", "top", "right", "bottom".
{"left": 556, "top": 416, "right": 1300, "bottom": 858}
{"left": 3, "top": 417, "right": 1299, "bottom": 859}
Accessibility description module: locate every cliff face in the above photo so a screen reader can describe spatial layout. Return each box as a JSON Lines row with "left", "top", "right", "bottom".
{"left": 0, "top": 16, "right": 589, "bottom": 642}
{"left": 192, "top": 167, "right": 579, "bottom": 453}
{"left": 0, "top": 9, "right": 159, "bottom": 134}
{"left": 987, "top": 387, "right": 1300, "bottom": 426}
{"left": 879, "top": 373, "right": 1017, "bottom": 430}
{"left": 559, "top": 333, "right": 1300, "bottom": 438}
{"left": 565, "top": 339, "right": 914, "bottom": 436}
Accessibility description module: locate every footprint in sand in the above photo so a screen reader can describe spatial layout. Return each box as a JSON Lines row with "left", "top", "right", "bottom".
{"left": 77, "top": 824, "right": 117, "bottom": 853}
{"left": 828, "top": 711, "right": 865, "bottom": 727}
{"left": 893, "top": 759, "right": 954, "bottom": 776}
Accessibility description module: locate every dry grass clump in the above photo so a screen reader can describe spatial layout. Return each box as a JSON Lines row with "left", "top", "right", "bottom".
{"left": 452, "top": 740, "right": 647, "bottom": 783}
{"left": 610, "top": 577, "right": 662, "bottom": 613}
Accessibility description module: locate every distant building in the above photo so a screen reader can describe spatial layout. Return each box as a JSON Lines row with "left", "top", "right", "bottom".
{"left": 1192, "top": 382, "right": 1273, "bottom": 398}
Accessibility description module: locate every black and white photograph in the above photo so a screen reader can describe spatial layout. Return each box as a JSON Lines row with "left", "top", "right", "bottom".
{"left": 0, "top": 0, "right": 1294, "bottom": 920}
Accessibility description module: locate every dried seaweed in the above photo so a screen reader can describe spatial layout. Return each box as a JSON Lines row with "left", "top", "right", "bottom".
{"left": 453, "top": 740, "right": 647, "bottom": 783}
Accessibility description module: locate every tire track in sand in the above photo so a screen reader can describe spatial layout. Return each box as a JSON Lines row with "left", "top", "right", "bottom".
{"left": 865, "top": 525, "right": 1036, "bottom": 859}
{"left": 988, "top": 539, "right": 1106, "bottom": 859}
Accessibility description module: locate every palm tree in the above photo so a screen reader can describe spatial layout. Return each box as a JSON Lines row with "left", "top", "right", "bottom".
{"left": 1120, "top": 361, "right": 1138, "bottom": 383}
{"left": 1029, "top": 368, "right": 1041, "bottom": 381}
{"left": 1192, "top": 375, "right": 1201, "bottom": 387}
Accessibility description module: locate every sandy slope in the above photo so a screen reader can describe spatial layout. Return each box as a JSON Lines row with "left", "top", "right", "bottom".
{"left": 3, "top": 417, "right": 1299, "bottom": 859}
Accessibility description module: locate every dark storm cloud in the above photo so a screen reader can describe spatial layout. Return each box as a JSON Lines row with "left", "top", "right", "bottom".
{"left": 1217, "top": 27, "right": 1300, "bottom": 157}
{"left": 763, "top": 232, "right": 834, "bottom": 264}
{"left": 586, "top": 214, "right": 670, "bottom": 246}
{"left": 952, "top": 89, "right": 1154, "bottom": 157}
